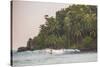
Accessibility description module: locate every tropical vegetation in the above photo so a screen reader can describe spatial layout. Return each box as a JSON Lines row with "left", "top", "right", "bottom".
{"left": 18, "top": 5, "right": 97, "bottom": 52}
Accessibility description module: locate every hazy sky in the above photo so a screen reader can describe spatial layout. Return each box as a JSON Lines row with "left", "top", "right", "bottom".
{"left": 13, "top": 1, "right": 69, "bottom": 50}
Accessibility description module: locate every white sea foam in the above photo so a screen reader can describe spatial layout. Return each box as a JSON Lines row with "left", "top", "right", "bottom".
{"left": 44, "top": 49, "right": 80, "bottom": 54}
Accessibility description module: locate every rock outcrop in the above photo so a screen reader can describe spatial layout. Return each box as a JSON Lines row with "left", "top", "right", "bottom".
{"left": 17, "top": 38, "right": 34, "bottom": 52}
{"left": 17, "top": 47, "right": 27, "bottom": 52}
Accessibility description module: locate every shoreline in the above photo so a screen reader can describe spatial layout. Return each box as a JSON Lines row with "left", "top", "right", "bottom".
{"left": 13, "top": 48, "right": 97, "bottom": 54}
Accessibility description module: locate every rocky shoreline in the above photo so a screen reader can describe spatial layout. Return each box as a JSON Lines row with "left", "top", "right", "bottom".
{"left": 17, "top": 46, "right": 97, "bottom": 52}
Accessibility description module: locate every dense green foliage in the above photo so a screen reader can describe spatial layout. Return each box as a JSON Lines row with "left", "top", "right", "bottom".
{"left": 27, "top": 5, "right": 97, "bottom": 50}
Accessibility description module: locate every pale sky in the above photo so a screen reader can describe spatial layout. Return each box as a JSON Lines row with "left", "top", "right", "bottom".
{"left": 12, "top": 1, "right": 69, "bottom": 50}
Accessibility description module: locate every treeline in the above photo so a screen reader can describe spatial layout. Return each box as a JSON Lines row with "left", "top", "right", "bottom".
{"left": 18, "top": 5, "right": 97, "bottom": 52}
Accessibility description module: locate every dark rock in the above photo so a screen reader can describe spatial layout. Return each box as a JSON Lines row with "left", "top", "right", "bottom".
{"left": 27, "top": 38, "right": 33, "bottom": 50}
{"left": 17, "top": 47, "right": 27, "bottom": 52}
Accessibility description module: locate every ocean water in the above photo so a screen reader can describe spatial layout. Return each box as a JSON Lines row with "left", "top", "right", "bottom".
{"left": 12, "top": 49, "right": 97, "bottom": 66}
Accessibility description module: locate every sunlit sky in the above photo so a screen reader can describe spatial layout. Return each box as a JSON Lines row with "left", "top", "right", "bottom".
{"left": 12, "top": 1, "right": 69, "bottom": 50}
